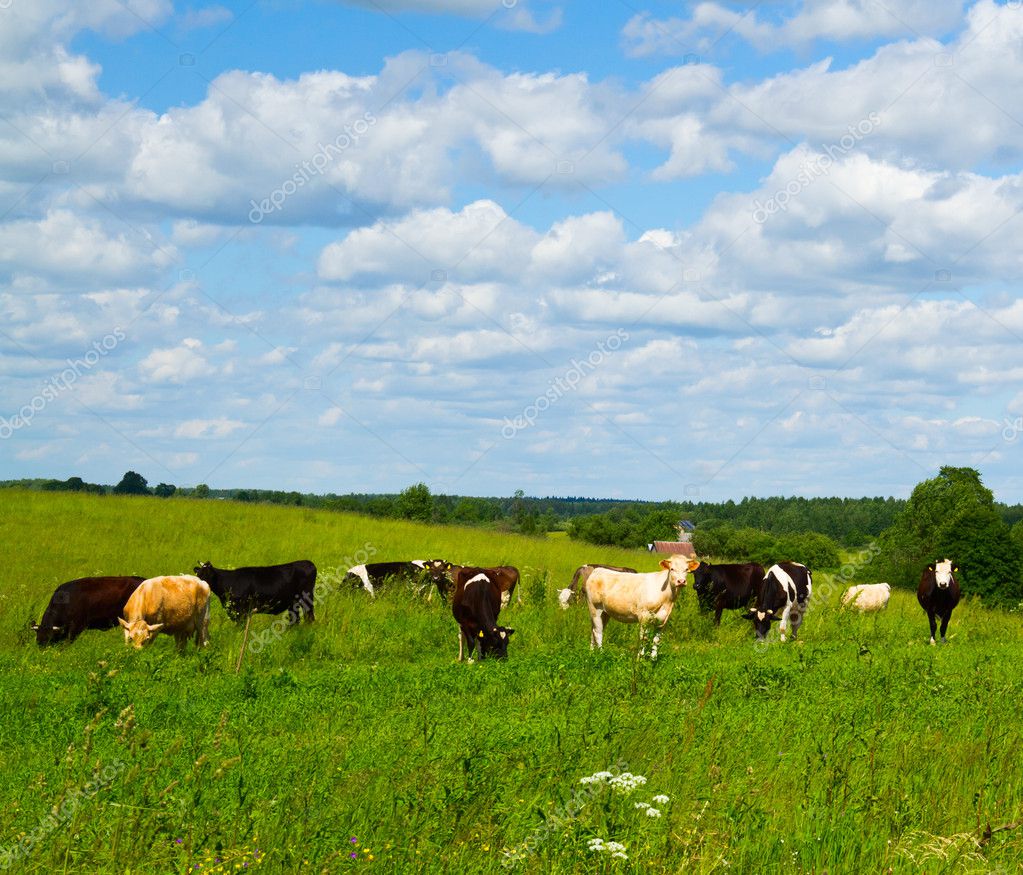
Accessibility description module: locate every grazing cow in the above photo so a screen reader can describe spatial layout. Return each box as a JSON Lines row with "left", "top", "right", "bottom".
{"left": 452, "top": 571, "right": 514, "bottom": 661}
{"left": 119, "top": 575, "right": 210, "bottom": 650}
{"left": 841, "top": 582, "right": 891, "bottom": 613}
{"left": 194, "top": 560, "right": 316, "bottom": 622}
{"left": 691, "top": 561, "right": 765, "bottom": 625}
{"left": 345, "top": 560, "right": 443, "bottom": 598}
{"left": 557, "top": 564, "right": 638, "bottom": 609}
{"left": 917, "top": 559, "right": 960, "bottom": 645}
{"left": 583, "top": 556, "right": 697, "bottom": 657}
{"left": 33, "top": 576, "right": 145, "bottom": 646}
{"left": 746, "top": 562, "right": 812, "bottom": 642}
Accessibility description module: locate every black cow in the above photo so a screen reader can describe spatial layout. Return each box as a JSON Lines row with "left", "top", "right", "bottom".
{"left": 33, "top": 576, "right": 145, "bottom": 645}
{"left": 345, "top": 560, "right": 448, "bottom": 598}
{"left": 558, "top": 564, "right": 638, "bottom": 608}
{"left": 745, "top": 562, "right": 812, "bottom": 641}
{"left": 194, "top": 560, "right": 316, "bottom": 622}
{"left": 692, "top": 561, "right": 765, "bottom": 625}
{"left": 452, "top": 569, "right": 514, "bottom": 661}
{"left": 917, "top": 559, "right": 961, "bottom": 645}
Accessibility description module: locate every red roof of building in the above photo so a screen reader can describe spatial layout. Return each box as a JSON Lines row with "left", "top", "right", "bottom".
{"left": 651, "top": 541, "right": 696, "bottom": 557}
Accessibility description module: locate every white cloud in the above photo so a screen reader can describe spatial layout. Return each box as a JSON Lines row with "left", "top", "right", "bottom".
{"left": 174, "top": 417, "right": 246, "bottom": 439}
{"left": 138, "top": 339, "right": 213, "bottom": 384}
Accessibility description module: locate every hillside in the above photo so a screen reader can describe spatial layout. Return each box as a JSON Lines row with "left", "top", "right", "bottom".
{"left": 1, "top": 491, "right": 1022, "bottom": 873}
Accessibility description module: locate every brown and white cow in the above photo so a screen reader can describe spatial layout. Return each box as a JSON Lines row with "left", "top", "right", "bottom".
{"left": 119, "top": 575, "right": 211, "bottom": 651}
{"left": 583, "top": 556, "right": 697, "bottom": 658}
{"left": 451, "top": 569, "right": 515, "bottom": 662}
{"left": 558, "top": 564, "right": 638, "bottom": 609}
{"left": 917, "top": 559, "right": 960, "bottom": 645}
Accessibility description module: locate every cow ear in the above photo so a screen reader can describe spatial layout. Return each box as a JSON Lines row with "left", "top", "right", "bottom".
{"left": 146, "top": 622, "right": 164, "bottom": 632}
{"left": 506, "top": 628, "right": 515, "bottom": 636}
{"left": 118, "top": 617, "right": 129, "bottom": 629}
{"left": 659, "top": 559, "right": 670, "bottom": 569}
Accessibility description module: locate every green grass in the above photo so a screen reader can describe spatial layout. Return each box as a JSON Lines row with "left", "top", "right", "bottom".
{"left": 1, "top": 490, "right": 1022, "bottom": 873}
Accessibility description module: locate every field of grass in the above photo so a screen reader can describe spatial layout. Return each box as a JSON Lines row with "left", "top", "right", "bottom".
{"left": 2, "top": 489, "right": 1023, "bottom": 873}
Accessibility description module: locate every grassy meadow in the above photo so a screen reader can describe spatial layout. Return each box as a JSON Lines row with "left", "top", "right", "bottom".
{"left": 2, "top": 489, "right": 1023, "bottom": 873}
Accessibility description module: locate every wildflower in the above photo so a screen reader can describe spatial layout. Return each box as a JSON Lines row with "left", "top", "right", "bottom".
{"left": 350, "top": 853, "right": 357, "bottom": 859}
{"left": 612, "top": 851, "right": 628, "bottom": 860}
{"left": 646, "top": 808, "right": 662, "bottom": 818}
{"left": 634, "top": 802, "right": 650, "bottom": 810}
{"left": 350, "top": 837, "right": 357, "bottom": 844}
{"left": 653, "top": 794, "right": 669, "bottom": 804}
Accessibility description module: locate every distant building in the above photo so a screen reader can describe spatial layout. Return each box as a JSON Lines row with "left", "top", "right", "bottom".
{"left": 676, "top": 519, "right": 696, "bottom": 542}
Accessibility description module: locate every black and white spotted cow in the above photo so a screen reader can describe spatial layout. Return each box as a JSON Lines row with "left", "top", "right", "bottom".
{"left": 745, "top": 562, "right": 812, "bottom": 642}
{"left": 345, "top": 560, "right": 446, "bottom": 597}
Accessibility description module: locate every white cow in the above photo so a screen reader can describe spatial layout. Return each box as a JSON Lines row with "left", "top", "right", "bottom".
{"left": 841, "top": 582, "right": 891, "bottom": 612}
{"left": 583, "top": 556, "right": 698, "bottom": 658}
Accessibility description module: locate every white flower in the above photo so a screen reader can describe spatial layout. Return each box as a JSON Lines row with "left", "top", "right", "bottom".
{"left": 646, "top": 807, "right": 662, "bottom": 817}
{"left": 612, "top": 851, "right": 628, "bottom": 860}
{"left": 588, "top": 838, "right": 605, "bottom": 850}
{"left": 653, "top": 794, "right": 669, "bottom": 804}
{"left": 634, "top": 802, "right": 650, "bottom": 810}
{"left": 605, "top": 842, "right": 626, "bottom": 853}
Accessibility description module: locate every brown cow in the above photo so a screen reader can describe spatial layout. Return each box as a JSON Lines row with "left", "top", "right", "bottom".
{"left": 34, "top": 576, "right": 145, "bottom": 645}
{"left": 451, "top": 568, "right": 516, "bottom": 661}
{"left": 119, "top": 575, "right": 211, "bottom": 651}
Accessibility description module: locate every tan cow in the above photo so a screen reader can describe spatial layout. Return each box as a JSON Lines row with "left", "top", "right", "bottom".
{"left": 119, "top": 575, "right": 211, "bottom": 650}
{"left": 584, "top": 556, "right": 698, "bottom": 657}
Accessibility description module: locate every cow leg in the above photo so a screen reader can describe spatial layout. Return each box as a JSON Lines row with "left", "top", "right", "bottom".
{"left": 789, "top": 604, "right": 803, "bottom": 640}
{"left": 589, "top": 609, "right": 606, "bottom": 649}
{"left": 938, "top": 611, "right": 951, "bottom": 643}
{"left": 927, "top": 610, "right": 938, "bottom": 646}
{"left": 303, "top": 590, "right": 315, "bottom": 623}
{"left": 199, "top": 603, "right": 210, "bottom": 647}
{"left": 501, "top": 589, "right": 511, "bottom": 611}
{"left": 637, "top": 625, "right": 647, "bottom": 659}
{"left": 714, "top": 596, "right": 724, "bottom": 626}
{"left": 779, "top": 603, "right": 793, "bottom": 642}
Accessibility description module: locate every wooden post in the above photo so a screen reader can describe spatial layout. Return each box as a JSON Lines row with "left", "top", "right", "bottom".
{"left": 235, "top": 612, "right": 253, "bottom": 674}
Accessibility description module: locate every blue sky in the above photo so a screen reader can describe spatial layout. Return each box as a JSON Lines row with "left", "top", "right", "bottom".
{"left": 2, "top": 0, "right": 1023, "bottom": 501}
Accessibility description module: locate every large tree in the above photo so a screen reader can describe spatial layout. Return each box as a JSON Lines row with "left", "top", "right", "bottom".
{"left": 864, "top": 467, "right": 1023, "bottom": 606}
{"left": 396, "top": 482, "right": 433, "bottom": 522}
{"left": 113, "top": 471, "right": 150, "bottom": 496}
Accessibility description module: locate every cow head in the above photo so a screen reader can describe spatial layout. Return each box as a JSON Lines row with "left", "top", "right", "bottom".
{"left": 744, "top": 605, "right": 781, "bottom": 640}
{"left": 193, "top": 561, "right": 213, "bottom": 580}
{"left": 118, "top": 617, "right": 164, "bottom": 649}
{"left": 660, "top": 555, "right": 698, "bottom": 588}
{"left": 478, "top": 626, "right": 514, "bottom": 660}
{"left": 931, "top": 559, "right": 958, "bottom": 589}
{"left": 33, "top": 623, "right": 65, "bottom": 646}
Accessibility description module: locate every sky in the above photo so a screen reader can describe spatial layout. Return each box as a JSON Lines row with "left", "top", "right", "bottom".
{"left": 2, "top": 0, "right": 1023, "bottom": 502}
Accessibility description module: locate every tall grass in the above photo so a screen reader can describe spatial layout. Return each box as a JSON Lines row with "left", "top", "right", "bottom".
{"left": 1, "top": 490, "right": 1022, "bottom": 873}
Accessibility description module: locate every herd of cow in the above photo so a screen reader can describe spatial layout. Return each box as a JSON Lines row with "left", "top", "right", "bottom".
{"left": 29, "top": 554, "right": 963, "bottom": 659}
